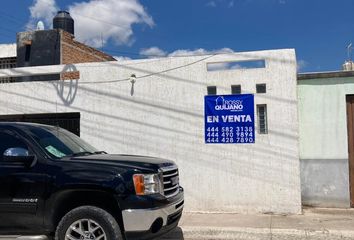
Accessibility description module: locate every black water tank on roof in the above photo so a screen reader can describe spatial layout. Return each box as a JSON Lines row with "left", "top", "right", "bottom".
{"left": 53, "top": 11, "right": 74, "bottom": 35}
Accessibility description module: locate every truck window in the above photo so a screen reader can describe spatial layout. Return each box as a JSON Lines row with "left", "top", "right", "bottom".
{"left": 27, "top": 126, "right": 98, "bottom": 159}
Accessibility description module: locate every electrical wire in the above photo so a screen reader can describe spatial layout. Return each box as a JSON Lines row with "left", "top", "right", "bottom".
{"left": 0, "top": 17, "right": 21, "bottom": 39}
{"left": 0, "top": 11, "right": 231, "bottom": 59}
{"left": 0, "top": 10, "right": 34, "bottom": 33}
{"left": 0, "top": 33, "right": 14, "bottom": 40}
{"left": 72, "top": 13, "right": 129, "bottom": 30}
{"left": 0, "top": 52, "right": 222, "bottom": 85}
{"left": 0, "top": 11, "right": 234, "bottom": 77}
{"left": 0, "top": 10, "right": 28, "bottom": 25}
{"left": 0, "top": 26, "right": 18, "bottom": 34}
{"left": 70, "top": 9, "right": 216, "bottom": 48}
{"left": 78, "top": 54, "right": 217, "bottom": 84}
{"left": 102, "top": 47, "right": 234, "bottom": 59}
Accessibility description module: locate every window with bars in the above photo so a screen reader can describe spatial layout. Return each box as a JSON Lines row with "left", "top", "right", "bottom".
{"left": 231, "top": 85, "right": 241, "bottom": 94}
{"left": 257, "top": 104, "right": 268, "bottom": 134}
{"left": 207, "top": 86, "right": 217, "bottom": 95}
{"left": 0, "top": 57, "right": 17, "bottom": 83}
{"left": 0, "top": 57, "right": 16, "bottom": 69}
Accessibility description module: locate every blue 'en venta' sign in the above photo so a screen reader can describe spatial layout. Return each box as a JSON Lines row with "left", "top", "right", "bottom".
{"left": 204, "top": 94, "right": 255, "bottom": 144}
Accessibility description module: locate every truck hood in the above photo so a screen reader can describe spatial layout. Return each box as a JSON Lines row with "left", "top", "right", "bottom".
{"left": 69, "top": 154, "right": 176, "bottom": 171}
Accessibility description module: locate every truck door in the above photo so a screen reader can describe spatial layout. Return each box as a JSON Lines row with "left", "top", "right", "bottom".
{"left": 0, "top": 128, "right": 46, "bottom": 234}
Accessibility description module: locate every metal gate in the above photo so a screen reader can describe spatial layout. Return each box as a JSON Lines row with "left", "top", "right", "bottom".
{"left": 0, "top": 112, "right": 80, "bottom": 136}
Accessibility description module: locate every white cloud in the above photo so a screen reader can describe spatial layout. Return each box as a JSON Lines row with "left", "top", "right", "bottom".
{"left": 114, "top": 56, "right": 132, "bottom": 61}
{"left": 26, "top": 0, "right": 154, "bottom": 48}
{"left": 168, "top": 48, "right": 209, "bottom": 57}
{"left": 27, "top": 0, "right": 59, "bottom": 30}
{"left": 207, "top": 62, "right": 243, "bottom": 71}
{"left": 297, "top": 59, "right": 308, "bottom": 72}
{"left": 138, "top": 47, "right": 235, "bottom": 59}
{"left": 168, "top": 47, "right": 234, "bottom": 57}
{"left": 206, "top": 0, "right": 235, "bottom": 8}
{"left": 140, "top": 47, "right": 167, "bottom": 58}
{"left": 206, "top": 1, "right": 217, "bottom": 7}
{"left": 138, "top": 47, "right": 235, "bottom": 60}
{"left": 69, "top": 0, "right": 154, "bottom": 48}
{"left": 207, "top": 62, "right": 230, "bottom": 71}
{"left": 230, "top": 64, "right": 243, "bottom": 69}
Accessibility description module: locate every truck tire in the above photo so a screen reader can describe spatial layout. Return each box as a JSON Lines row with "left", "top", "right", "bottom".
{"left": 55, "top": 206, "right": 123, "bottom": 240}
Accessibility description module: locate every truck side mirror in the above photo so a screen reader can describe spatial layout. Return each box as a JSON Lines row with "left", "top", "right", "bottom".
{"left": 3, "top": 147, "right": 35, "bottom": 166}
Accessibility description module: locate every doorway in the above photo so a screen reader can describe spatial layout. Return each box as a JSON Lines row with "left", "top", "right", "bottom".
{"left": 346, "top": 95, "right": 354, "bottom": 207}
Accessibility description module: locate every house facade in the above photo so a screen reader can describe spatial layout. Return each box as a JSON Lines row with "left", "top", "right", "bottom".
{"left": 0, "top": 49, "right": 302, "bottom": 214}
{"left": 298, "top": 71, "right": 354, "bottom": 208}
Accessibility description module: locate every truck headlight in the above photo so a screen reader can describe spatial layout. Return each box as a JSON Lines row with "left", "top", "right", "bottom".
{"left": 133, "top": 174, "right": 163, "bottom": 195}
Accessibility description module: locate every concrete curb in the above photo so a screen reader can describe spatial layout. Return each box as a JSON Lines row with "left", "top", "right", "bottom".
{"left": 162, "top": 226, "right": 354, "bottom": 240}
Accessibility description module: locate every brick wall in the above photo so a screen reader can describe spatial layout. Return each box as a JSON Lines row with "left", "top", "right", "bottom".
{"left": 61, "top": 30, "right": 116, "bottom": 65}
{"left": 61, "top": 71, "right": 80, "bottom": 80}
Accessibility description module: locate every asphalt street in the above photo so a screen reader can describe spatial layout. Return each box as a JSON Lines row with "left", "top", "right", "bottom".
{"left": 2, "top": 208, "right": 354, "bottom": 240}
{"left": 160, "top": 208, "right": 354, "bottom": 240}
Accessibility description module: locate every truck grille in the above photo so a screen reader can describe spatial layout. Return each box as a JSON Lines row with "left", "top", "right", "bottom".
{"left": 161, "top": 166, "right": 179, "bottom": 198}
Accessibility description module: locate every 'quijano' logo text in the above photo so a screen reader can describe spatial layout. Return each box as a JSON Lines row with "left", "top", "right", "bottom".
{"left": 215, "top": 96, "right": 243, "bottom": 112}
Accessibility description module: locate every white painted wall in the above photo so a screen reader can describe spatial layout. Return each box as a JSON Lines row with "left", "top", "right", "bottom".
{"left": 0, "top": 49, "right": 301, "bottom": 214}
{"left": 0, "top": 44, "right": 16, "bottom": 58}
{"left": 298, "top": 76, "right": 354, "bottom": 207}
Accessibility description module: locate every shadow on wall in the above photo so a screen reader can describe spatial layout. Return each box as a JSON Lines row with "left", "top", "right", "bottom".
{"left": 0, "top": 54, "right": 300, "bottom": 195}
{"left": 52, "top": 64, "right": 78, "bottom": 106}
{"left": 159, "top": 227, "right": 184, "bottom": 240}
{"left": 0, "top": 85, "right": 300, "bottom": 188}
{"left": 36, "top": 53, "right": 297, "bottom": 107}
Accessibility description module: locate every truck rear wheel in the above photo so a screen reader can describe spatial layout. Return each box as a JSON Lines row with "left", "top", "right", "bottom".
{"left": 55, "top": 206, "right": 123, "bottom": 240}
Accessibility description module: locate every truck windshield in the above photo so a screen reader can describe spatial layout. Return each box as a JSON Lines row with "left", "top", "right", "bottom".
{"left": 27, "top": 126, "right": 99, "bottom": 159}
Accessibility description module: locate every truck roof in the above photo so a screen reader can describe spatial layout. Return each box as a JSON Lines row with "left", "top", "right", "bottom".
{"left": 0, "top": 122, "right": 58, "bottom": 130}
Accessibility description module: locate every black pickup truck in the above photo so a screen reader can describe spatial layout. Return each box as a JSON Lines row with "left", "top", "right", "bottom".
{"left": 0, "top": 122, "right": 183, "bottom": 240}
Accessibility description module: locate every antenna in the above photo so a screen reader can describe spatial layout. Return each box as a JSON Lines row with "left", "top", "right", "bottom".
{"left": 343, "top": 43, "right": 354, "bottom": 71}
{"left": 347, "top": 43, "right": 353, "bottom": 61}
{"left": 101, "top": 32, "right": 103, "bottom": 50}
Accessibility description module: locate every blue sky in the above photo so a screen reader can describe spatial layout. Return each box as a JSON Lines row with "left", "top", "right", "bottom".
{"left": 0, "top": 0, "right": 353, "bottom": 73}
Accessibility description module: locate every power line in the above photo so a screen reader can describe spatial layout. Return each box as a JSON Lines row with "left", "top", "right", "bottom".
{"left": 0, "top": 32, "right": 16, "bottom": 41}
{"left": 0, "top": 10, "right": 27, "bottom": 23}
{"left": 0, "top": 12, "right": 142, "bottom": 58}
{"left": 72, "top": 11, "right": 216, "bottom": 48}
{"left": 0, "top": 33, "right": 15, "bottom": 40}
{"left": 103, "top": 47, "right": 235, "bottom": 59}
{"left": 0, "top": 11, "right": 26, "bottom": 27}
{"left": 0, "top": 11, "right": 231, "bottom": 72}
{"left": 0, "top": 26, "right": 18, "bottom": 34}
{"left": 79, "top": 54, "right": 216, "bottom": 84}
{"left": 0, "top": 47, "right": 223, "bottom": 83}
{"left": 73, "top": 13, "right": 129, "bottom": 31}
{"left": 0, "top": 10, "right": 225, "bottom": 57}
{"left": 0, "top": 8, "right": 219, "bottom": 49}
{"left": 102, "top": 48, "right": 145, "bottom": 58}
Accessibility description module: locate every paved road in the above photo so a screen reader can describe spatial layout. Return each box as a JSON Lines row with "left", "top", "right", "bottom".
{"left": 159, "top": 208, "right": 354, "bottom": 240}
{"left": 161, "top": 227, "right": 354, "bottom": 240}
{"left": 3, "top": 208, "right": 354, "bottom": 240}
